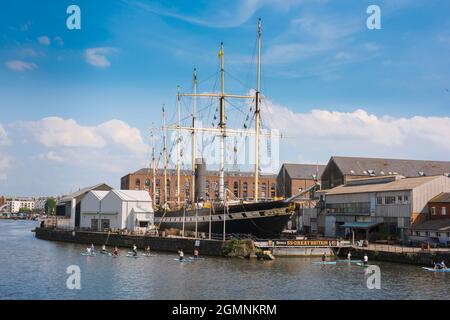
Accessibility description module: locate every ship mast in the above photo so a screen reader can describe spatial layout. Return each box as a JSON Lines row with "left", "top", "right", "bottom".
{"left": 162, "top": 105, "right": 168, "bottom": 211}
{"left": 219, "top": 42, "right": 226, "bottom": 201}
{"left": 177, "top": 86, "right": 181, "bottom": 208}
{"left": 254, "top": 18, "right": 262, "bottom": 202}
{"left": 191, "top": 68, "right": 197, "bottom": 204}
{"left": 151, "top": 128, "right": 156, "bottom": 206}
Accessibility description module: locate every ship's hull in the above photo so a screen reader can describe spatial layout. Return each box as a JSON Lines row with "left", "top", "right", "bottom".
{"left": 155, "top": 200, "right": 293, "bottom": 239}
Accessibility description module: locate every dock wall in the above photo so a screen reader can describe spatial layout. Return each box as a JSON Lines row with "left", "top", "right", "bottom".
{"left": 35, "top": 227, "right": 227, "bottom": 256}
{"left": 339, "top": 248, "right": 450, "bottom": 266}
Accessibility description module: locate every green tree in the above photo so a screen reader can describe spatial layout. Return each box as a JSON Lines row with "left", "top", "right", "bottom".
{"left": 45, "top": 198, "right": 57, "bottom": 215}
{"left": 18, "top": 207, "right": 31, "bottom": 214}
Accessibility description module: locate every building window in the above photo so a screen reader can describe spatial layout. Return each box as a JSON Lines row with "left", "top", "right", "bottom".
{"left": 271, "top": 183, "right": 276, "bottom": 198}
{"left": 376, "top": 197, "right": 383, "bottom": 205}
{"left": 205, "top": 180, "right": 210, "bottom": 198}
{"left": 404, "top": 196, "right": 409, "bottom": 203}
{"left": 135, "top": 178, "right": 141, "bottom": 190}
{"left": 262, "top": 183, "right": 267, "bottom": 199}
{"left": 385, "top": 196, "right": 396, "bottom": 205}
{"left": 233, "top": 182, "right": 239, "bottom": 197}
{"left": 243, "top": 182, "right": 248, "bottom": 200}
{"left": 442, "top": 207, "right": 447, "bottom": 216}
{"left": 397, "top": 195, "right": 402, "bottom": 203}
{"left": 431, "top": 207, "right": 436, "bottom": 215}
{"left": 166, "top": 179, "right": 171, "bottom": 198}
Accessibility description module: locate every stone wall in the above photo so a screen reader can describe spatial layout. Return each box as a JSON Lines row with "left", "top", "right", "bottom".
{"left": 35, "top": 227, "right": 227, "bottom": 256}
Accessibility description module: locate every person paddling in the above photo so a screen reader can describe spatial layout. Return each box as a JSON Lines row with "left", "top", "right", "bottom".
{"left": 113, "top": 246, "right": 119, "bottom": 256}
{"left": 132, "top": 244, "right": 138, "bottom": 257}
{"left": 91, "top": 243, "right": 95, "bottom": 253}
{"left": 178, "top": 249, "right": 184, "bottom": 261}
{"left": 321, "top": 253, "right": 326, "bottom": 262}
{"left": 194, "top": 248, "right": 199, "bottom": 260}
{"left": 101, "top": 244, "right": 107, "bottom": 254}
{"left": 363, "top": 254, "right": 369, "bottom": 265}
{"left": 145, "top": 245, "right": 151, "bottom": 255}
{"left": 347, "top": 251, "right": 352, "bottom": 261}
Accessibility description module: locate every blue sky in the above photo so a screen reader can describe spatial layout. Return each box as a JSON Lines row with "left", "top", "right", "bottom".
{"left": 1, "top": 0, "right": 450, "bottom": 196}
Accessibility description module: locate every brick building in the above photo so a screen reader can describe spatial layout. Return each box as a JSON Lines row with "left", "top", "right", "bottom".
{"left": 121, "top": 168, "right": 277, "bottom": 207}
{"left": 277, "top": 163, "right": 325, "bottom": 198}
{"left": 428, "top": 193, "right": 450, "bottom": 220}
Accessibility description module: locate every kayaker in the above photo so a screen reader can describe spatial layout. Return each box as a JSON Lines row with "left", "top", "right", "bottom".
{"left": 178, "top": 249, "right": 184, "bottom": 261}
{"left": 321, "top": 253, "right": 326, "bottom": 262}
{"left": 101, "top": 244, "right": 107, "bottom": 253}
{"left": 91, "top": 243, "right": 95, "bottom": 252}
{"left": 363, "top": 254, "right": 369, "bottom": 265}
{"left": 347, "top": 251, "right": 352, "bottom": 261}
{"left": 132, "top": 244, "right": 138, "bottom": 257}
{"left": 113, "top": 246, "right": 119, "bottom": 256}
{"left": 86, "top": 247, "right": 92, "bottom": 254}
{"left": 194, "top": 248, "right": 199, "bottom": 259}
{"left": 145, "top": 245, "right": 151, "bottom": 254}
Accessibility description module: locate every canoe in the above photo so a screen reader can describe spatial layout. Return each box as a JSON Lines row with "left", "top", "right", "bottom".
{"left": 356, "top": 262, "right": 369, "bottom": 267}
{"left": 188, "top": 257, "right": 205, "bottom": 261}
{"left": 173, "top": 258, "right": 191, "bottom": 263}
{"left": 81, "top": 252, "right": 97, "bottom": 256}
{"left": 422, "top": 267, "right": 450, "bottom": 273}
{"left": 140, "top": 253, "right": 157, "bottom": 257}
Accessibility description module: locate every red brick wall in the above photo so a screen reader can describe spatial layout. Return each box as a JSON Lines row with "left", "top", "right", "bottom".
{"left": 428, "top": 202, "right": 450, "bottom": 220}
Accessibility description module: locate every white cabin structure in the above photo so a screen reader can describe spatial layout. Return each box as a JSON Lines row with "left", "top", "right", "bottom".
{"left": 80, "top": 190, "right": 154, "bottom": 232}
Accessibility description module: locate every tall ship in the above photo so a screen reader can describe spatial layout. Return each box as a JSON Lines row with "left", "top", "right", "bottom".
{"left": 151, "top": 19, "right": 298, "bottom": 239}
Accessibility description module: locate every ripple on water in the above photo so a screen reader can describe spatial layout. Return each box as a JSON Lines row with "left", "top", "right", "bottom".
{"left": 0, "top": 220, "right": 449, "bottom": 300}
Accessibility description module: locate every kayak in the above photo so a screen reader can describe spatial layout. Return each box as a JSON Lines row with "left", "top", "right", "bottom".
{"left": 313, "top": 261, "right": 336, "bottom": 265}
{"left": 422, "top": 267, "right": 450, "bottom": 273}
{"left": 100, "top": 251, "right": 112, "bottom": 256}
{"left": 126, "top": 254, "right": 139, "bottom": 258}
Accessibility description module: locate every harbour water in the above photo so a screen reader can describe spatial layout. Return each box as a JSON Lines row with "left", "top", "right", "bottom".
{"left": 0, "top": 220, "right": 448, "bottom": 300}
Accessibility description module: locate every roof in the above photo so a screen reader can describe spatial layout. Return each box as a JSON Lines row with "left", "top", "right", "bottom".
{"left": 58, "top": 183, "right": 113, "bottom": 203}
{"left": 110, "top": 190, "right": 152, "bottom": 202}
{"left": 330, "top": 156, "right": 450, "bottom": 177}
{"left": 128, "top": 168, "right": 276, "bottom": 179}
{"left": 340, "top": 222, "right": 382, "bottom": 229}
{"left": 429, "top": 193, "right": 450, "bottom": 203}
{"left": 281, "top": 163, "right": 326, "bottom": 180}
{"left": 324, "top": 175, "right": 444, "bottom": 196}
{"left": 89, "top": 190, "right": 109, "bottom": 200}
{"left": 412, "top": 219, "right": 450, "bottom": 231}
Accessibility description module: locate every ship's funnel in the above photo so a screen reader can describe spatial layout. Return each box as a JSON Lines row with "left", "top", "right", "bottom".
{"left": 195, "top": 158, "right": 206, "bottom": 201}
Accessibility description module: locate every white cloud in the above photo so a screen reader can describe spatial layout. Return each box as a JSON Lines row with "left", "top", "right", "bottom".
{"left": 0, "top": 155, "right": 13, "bottom": 182}
{"left": 35, "top": 151, "right": 65, "bottom": 163}
{"left": 5, "top": 60, "right": 37, "bottom": 72}
{"left": 262, "top": 98, "right": 450, "bottom": 162}
{"left": 27, "top": 117, "right": 106, "bottom": 148}
{"left": 129, "top": 0, "right": 302, "bottom": 28}
{"left": 0, "top": 124, "right": 9, "bottom": 145}
{"left": 37, "top": 36, "right": 51, "bottom": 46}
{"left": 84, "top": 47, "right": 117, "bottom": 68}
{"left": 54, "top": 36, "right": 64, "bottom": 46}
{"left": 26, "top": 117, "right": 147, "bottom": 155}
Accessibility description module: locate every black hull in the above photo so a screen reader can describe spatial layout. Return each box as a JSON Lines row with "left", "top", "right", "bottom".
{"left": 156, "top": 200, "right": 293, "bottom": 239}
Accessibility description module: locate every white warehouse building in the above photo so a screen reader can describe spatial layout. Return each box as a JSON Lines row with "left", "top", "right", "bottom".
{"left": 80, "top": 190, "right": 154, "bottom": 232}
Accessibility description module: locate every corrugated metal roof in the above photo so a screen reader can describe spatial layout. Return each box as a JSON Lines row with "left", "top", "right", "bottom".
{"left": 59, "top": 183, "right": 112, "bottom": 203}
{"left": 110, "top": 190, "right": 152, "bottom": 202}
{"left": 429, "top": 193, "right": 450, "bottom": 203}
{"left": 331, "top": 156, "right": 450, "bottom": 177}
{"left": 324, "top": 176, "right": 445, "bottom": 195}
{"left": 281, "top": 163, "right": 326, "bottom": 179}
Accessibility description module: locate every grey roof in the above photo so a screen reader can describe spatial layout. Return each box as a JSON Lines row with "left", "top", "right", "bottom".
{"left": 412, "top": 219, "right": 450, "bottom": 231}
{"left": 324, "top": 176, "right": 445, "bottom": 196}
{"left": 429, "top": 193, "right": 450, "bottom": 203}
{"left": 281, "top": 163, "right": 326, "bottom": 180}
{"left": 130, "top": 168, "right": 276, "bottom": 179}
{"left": 58, "top": 183, "right": 113, "bottom": 203}
{"left": 330, "top": 156, "right": 450, "bottom": 177}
